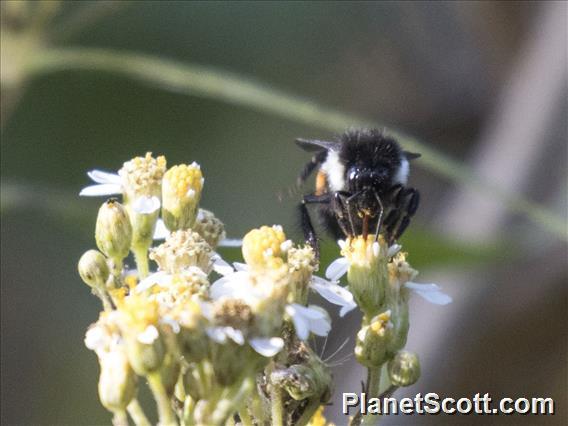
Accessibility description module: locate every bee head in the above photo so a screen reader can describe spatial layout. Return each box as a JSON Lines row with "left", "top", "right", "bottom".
{"left": 347, "top": 166, "right": 386, "bottom": 193}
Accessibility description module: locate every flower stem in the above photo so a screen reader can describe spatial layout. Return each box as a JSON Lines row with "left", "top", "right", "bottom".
{"left": 112, "top": 410, "right": 128, "bottom": 426}
{"left": 270, "top": 386, "right": 284, "bottom": 426}
{"left": 127, "top": 398, "right": 151, "bottom": 426}
{"left": 148, "top": 372, "right": 178, "bottom": 426}
{"left": 133, "top": 247, "right": 150, "bottom": 279}
{"left": 360, "top": 367, "right": 382, "bottom": 426}
{"left": 238, "top": 408, "right": 253, "bottom": 426}
{"left": 295, "top": 399, "right": 321, "bottom": 426}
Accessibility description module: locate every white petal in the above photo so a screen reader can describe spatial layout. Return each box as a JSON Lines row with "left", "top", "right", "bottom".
{"left": 136, "top": 271, "right": 172, "bottom": 292}
{"left": 405, "top": 282, "right": 453, "bottom": 305}
{"left": 249, "top": 337, "right": 284, "bottom": 357}
{"left": 387, "top": 244, "right": 402, "bottom": 258}
{"left": 224, "top": 327, "right": 245, "bottom": 345}
{"left": 132, "top": 196, "right": 161, "bottom": 214}
{"left": 87, "top": 170, "right": 122, "bottom": 185}
{"left": 84, "top": 327, "right": 105, "bottom": 350}
{"left": 161, "top": 316, "right": 181, "bottom": 334}
{"left": 232, "top": 262, "right": 249, "bottom": 272}
{"left": 304, "top": 305, "right": 331, "bottom": 337}
{"left": 212, "top": 254, "right": 235, "bottom": 276}
{"left": 311, "top": 276, "right": 357, "bottom": 317}
{"left": 79, "top": 183, "right": 122, "bottom": 196}
{"left": 153, "top": 218, "right": 169, "bottom": 240}
{"left": 206, "top": 327, "right": 227, "bottom": 343}
{"left": 218, "top": 238, "right": 243, "bottom": 248}
{"left": 287, "top": 303, "right": 331, "bottom": 339}
{"left": 210, "top": 271, "right": 249, "bottom": 299}
{"left": 286, "top": 305, "right": 309, "bottom": 340}
{"left": 137, "top": 325, "right": 159, "bottom": 344}
{"left": 325, "top": 257, "right": 349, "bottom": 281}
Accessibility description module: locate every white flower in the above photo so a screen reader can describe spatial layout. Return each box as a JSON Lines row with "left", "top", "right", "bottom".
{"left": 404, "top": 282, "right": 452, "bottom": 305}
{"left": 326, "top": 242, "right": 452, "bottom": 306}
{"left": 216, "top": 262, "right": 357, "bottom": 317}
{"left": 79, "top": 169, "right": 160, "bottom": 214}
{"left": 285, "top": 303, "right": 331, "bottom": 340}
{"left": 210, "top": 271, "right": 333, "bottom": 341}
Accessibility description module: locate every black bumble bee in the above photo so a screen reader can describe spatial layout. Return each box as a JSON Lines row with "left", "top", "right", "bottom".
{"left": 296, "top": 128, "right": 420, "bottom": 257}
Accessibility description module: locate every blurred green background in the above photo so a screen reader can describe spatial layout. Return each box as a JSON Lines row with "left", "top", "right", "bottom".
{"left": 1, "top": 1, "right": 566, "bottom": 425}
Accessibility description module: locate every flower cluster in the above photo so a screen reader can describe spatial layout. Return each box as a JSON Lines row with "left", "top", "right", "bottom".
{"left": 78, "top": 154, "right": 354, "bottom": 426}
{"left": 326, "top": 235, "right": 451, "bottom": 425}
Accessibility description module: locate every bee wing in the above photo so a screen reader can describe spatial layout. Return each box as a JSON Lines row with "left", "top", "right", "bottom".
{"left": 295, "top": 138, "right": 341, "bottom": 152}
{"left": 403, "top": 150, "right": 421, "bottom": 160}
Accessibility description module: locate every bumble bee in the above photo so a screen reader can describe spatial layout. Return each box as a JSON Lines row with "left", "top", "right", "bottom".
{"left": 296, "top": 128, "right": 420, "bottom": 257}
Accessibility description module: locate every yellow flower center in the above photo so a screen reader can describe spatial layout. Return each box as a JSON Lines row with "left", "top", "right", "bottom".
{"left": 341, "top": 235, "right": 387, "bottom": 264}
{"left": 117, "top": 294, "right": 160, "bottom": 330}
{"left": 370, "top": 310, "right": 392, "bottom": 336}
{"left": 164, "top": 163, "right": 203, "bottom": 199}
{"left": 242, "top": 225, "right": 288, "bottom": 270}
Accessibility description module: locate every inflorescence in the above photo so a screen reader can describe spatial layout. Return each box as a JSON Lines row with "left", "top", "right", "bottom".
{"left": 78, "top": 153, "right": 450, "bottom": 426}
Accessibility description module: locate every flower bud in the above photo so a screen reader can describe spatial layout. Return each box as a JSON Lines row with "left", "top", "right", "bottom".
{"left": 388, "top": 350, "right": 421, "bottom": 387}
{"left": 242, "top": 225, "right": 290, "bottom": 270}
{"left": 162, "top": 163, "right": 204, "bottom": 231}
{"left": 123, "top": 329, "right": 166, "bottom": 375}
{"left": 98, "top": 350, "right": 137, "bottom": 412}
{"left": 150, "top": 229, "right": 213, "bottom": 274}
{"left": 119, "top": 153, "right": 166, "bottom": 255}
{"left": 354, "top": 310, "right": 393, "bottom": 367}
{"left": 78, "top": 250, "right": 109, "bottom": 289}
{"left": 193, "top": 209, "right": 226, "bottom": 249}
{"left": 287, "top": 245, "right": 317, "bottom": 305}
{"left": 95, "top": 199, "right": 132, "bottom": 261}
{"left": 117, "top": 294, "right": 165, "bottom": 375}
{"left": 271, "top": 362, "right": 331, "bottom": 401}
{"left": 343, "top": 236, "right": 388, "bottom": 317}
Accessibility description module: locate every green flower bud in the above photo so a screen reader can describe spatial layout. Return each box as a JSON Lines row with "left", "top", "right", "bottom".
{"left": 271, "top": 362, "right": 331, "bottom": 401}
{"left": 78, "top": 250, "right": 109, "bottom": 289}
{"left": 388, "top": 350, "right": 421, "bottom": 387}
{"left": 95, "top": 199, "right": 132, "bottom": 261}
{"left": 98, "top": 350, "right": 137, "bottom": 412}
{"left": 124, "top": 332, "right": 166, "bottom": 376}
{"left": 354, "top": 310, "right": 393, "bottom": 367}
{"left": 343, "top": 236, "right": 388, "bottom": 317}
{"left": 162, "top": 163, "right": 204, "bottom": 231}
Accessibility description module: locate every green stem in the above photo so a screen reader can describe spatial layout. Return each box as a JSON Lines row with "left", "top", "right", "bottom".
{"left": 127, "top": 399, "right": 151, "bottom": 426}
{"left": 133, "top": 247, "right": 149, "bottom": 279}
{"left": 270, "top": 386, "right": 284, "bottom": 426}
{"left": 295, "top": 399, "right": 321, "bottom": 426}
{"left": 238, "top": 407, "right": 253, "bottom": 426}
{"left": 350, "top": 367, "right": 382, "bottom": 426}
{"left": 25, "top": 47, "right": 568, "bottom": 241}
{"left": 112, "top": 410, "right": 128, "bottom": 426}
{"left": 148, "top": 372, "right": 178, "bottom": 426}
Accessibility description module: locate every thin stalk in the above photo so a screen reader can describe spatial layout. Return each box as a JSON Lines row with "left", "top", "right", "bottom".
{"left": 112, "top": 410, "right": 128, "bottom": 426}
{"left": 148, "top": 372, "right": 178, "bottom": 426}
{"left": 360, "top": 367, "right": 382, "bottom": 426}
{"left": 238, "top": 408, "right": 253, "bottom": 426}
{"left": 25, "top": 47, "right": 567, "bottom": 241}
{"left": 295, "top": 399, "right": 321, "bottom": 426}
{"left": 127, "top": 398, "right": 151, "bottom": 426}
{"left": 133, "top": 247, "right": 149, "bottom": 279}
{"left": 270, "top": 386, "right": 284, "bottom": 426}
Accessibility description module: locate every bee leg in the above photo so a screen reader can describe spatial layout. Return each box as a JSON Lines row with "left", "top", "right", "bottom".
{"left": 342, "top": 191, "right": 364, "bottom": 237}
{"left": 300, "top": 193, "right": 332, "bottom": 259}
{"left": 373, "top": 191, "right": 384, "bottom": 242}
{"left": 296, "top": 150, "right": 327, "bottom": 188}
{"left": 332, "top": 191, "right": 354, "bottom": 238}
{"left": 387, "top": 187, "right": 420, "bottom": 244}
